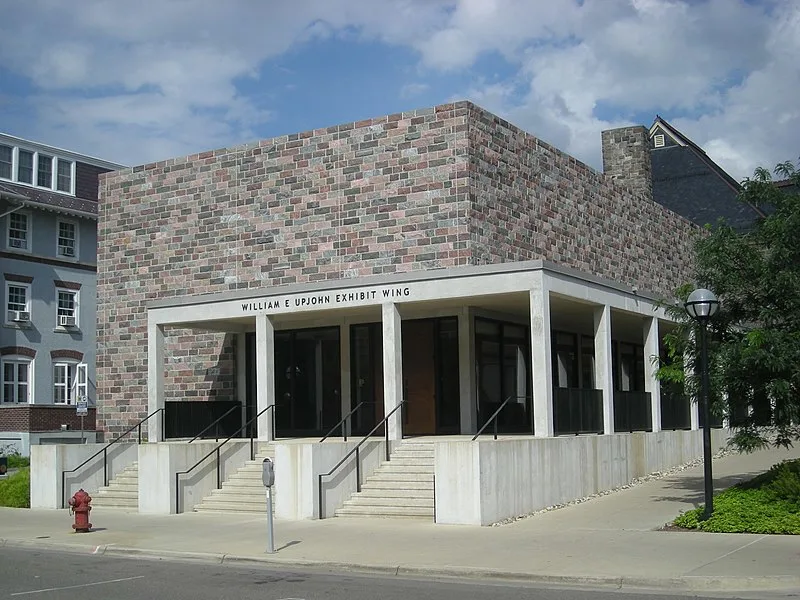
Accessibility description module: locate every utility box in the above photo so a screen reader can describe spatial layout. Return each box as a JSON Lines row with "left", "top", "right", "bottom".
{"left": 262, "top": 458, "right": 274, "bottom": 487}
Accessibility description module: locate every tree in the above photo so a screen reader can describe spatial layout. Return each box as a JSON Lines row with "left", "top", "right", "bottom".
{"left": 658, "top": 160, "right": 800, "bottom": 452}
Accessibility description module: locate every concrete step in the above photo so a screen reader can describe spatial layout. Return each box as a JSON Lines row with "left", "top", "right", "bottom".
{"left": 193, "top": 445, "right": 277, "bottom": 514}
{"left": 361, "top": 480, "right": 434, "bottom": 490}
{"left": 377, "top": 457, "right": 434, "bottom": 467}
{"left": 91, "top": 495, "right": 138, "bottom": 508}
{"left": 194, "top": 500, "right": 272, "bottom": 513}
{"left": 372, "top": 464, "right": 434, "bottom": 474}
{"left": 90, "top": 463, "right": 139, "bottom": 509}
{"left": 335, "top": 505, "right": 434, "bottom": 518}
{"left": 355, "top": 488, "right": 434, "bottom": 499}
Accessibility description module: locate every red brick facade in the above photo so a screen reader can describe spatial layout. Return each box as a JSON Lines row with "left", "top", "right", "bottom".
{"left": 0, "top": 406, "right": 96, "bottom": 432}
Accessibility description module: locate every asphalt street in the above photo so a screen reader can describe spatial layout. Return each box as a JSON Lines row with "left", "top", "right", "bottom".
{"left": 0, "top": 547, "right": 793, "bottom": 600}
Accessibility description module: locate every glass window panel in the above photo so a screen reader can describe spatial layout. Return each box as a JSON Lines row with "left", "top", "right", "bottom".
{"left": 58, "top": 290, "right": 76, "bottom": 316}
{"left": 37, "top": 154, "right": 53, "bottom": 187}
{"left": 475, "top": 319, "right": 500, "bottom": 336}
{"left": 0, "top": 145, "right": 11, "bottom": 179}
{"left": 7, "top": 285, "right": 27, "bottom": 311}
{"left": 8, "top": 213, "right": 28, "bottom": 249}
{"left": 56, "top": 159, "right": 72, "bottom": 192}
{"left": 17, "top": 150, "right": 33, "bottom": 184}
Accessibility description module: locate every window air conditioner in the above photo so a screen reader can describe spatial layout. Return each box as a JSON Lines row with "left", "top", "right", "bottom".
{"left": 59, "top": 245, "right": 75, "bottom": 257}
{"left": 10, "top": 310, "right": 30, "bottom": 322}
{"left": 59, "top": 315, "right": 76, "bottom": 327}
{"left": 9, "top": 238, "right": 26, "bottom": 249}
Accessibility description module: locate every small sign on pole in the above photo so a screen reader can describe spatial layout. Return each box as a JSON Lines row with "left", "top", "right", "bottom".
{"left": 76, "top": 396, "right": 88, "bottom": 443}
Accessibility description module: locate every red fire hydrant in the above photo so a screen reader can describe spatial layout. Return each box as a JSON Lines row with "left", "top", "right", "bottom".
{"left": 68, "top": 489, "right": 92, "bottom": 533}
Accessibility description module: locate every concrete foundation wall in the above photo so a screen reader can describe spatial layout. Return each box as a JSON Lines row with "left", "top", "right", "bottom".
{"left": 434, "top": 429, "right": 729, "bottom": 526}
{"left": 31, "top": 441, "right": 137, "bottom": 509}
{"left": 139, "top": 440, "right": 252, "bottom": 514}
{"left": 275, "top": 440, "right": 388, "bottom": 520}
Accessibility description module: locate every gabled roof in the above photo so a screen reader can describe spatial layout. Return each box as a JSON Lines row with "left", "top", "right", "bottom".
{"left": 0, "top": 181, "right": 98, "bottom": 219}
{"left": 649, "top": 117, "right": 766, "bottom": 229}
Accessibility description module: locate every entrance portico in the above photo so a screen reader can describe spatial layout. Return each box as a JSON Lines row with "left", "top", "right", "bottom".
{"left": 146, "top": 260, "right": 677, "bottom": 443}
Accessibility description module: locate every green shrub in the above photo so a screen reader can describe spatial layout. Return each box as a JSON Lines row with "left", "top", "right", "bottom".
{"left": 674, "top": 459, "right": 800, "bottom": 534}
{"left": 0, "top": 467, "right": 30, "bottom": 508}
{"left": 6, "top": 453, "right": 30, "bottom": 469}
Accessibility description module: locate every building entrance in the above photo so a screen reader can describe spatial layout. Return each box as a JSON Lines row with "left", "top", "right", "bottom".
{"left": 350, "top": 317, "right": 460, "bottom": 436}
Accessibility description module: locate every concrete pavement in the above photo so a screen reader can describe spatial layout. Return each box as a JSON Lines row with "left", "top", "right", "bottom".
{"left": 1, "top": 446, "right": 798, "bottom": 593}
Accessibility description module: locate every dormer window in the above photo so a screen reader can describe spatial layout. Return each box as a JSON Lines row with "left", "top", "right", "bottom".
{"left": 0, "top": 141, "right": 75, "bottom": 195}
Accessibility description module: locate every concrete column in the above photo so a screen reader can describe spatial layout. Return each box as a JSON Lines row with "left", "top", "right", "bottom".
{"left": 339, "top": 322, "right": 352, "bottom": 437}
{"left": 236, "top": 333, "right": 247, "bottom": 431}
{"left": 530, "top": 275, "right": 554, "bottom": 437}
{"left": 594, "top": 305, "right": 615, "bottom": 435}
{"left": 256, "top": 314, "right": 276, "bottom": 440}
{"left": 644, "top": 317, "right": 662, "bottom": 432}
{"left": 381, "top": 302, "right": 403, "bottom": 440}
{"left": 458, "top": 307, "right": 476, "bottom": 434}
{"left": 147, "top": 318, "right": 165, "bottom": 442}
{"left": 686, "top": 334, "right": 700, "bottom": 431}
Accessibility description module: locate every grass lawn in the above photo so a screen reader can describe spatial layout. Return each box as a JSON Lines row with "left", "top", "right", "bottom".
{"left": 674, "top": 458, "right": 800, "bottom": 534}
{"left": 0, "top": 467, "right": 30, "bottom": 508}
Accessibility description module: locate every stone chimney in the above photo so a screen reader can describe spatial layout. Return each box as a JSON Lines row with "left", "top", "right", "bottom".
{"left": 601, "top": 126, "right": 653, "bottom": 201}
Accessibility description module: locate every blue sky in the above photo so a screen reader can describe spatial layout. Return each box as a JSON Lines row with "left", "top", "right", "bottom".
{"left": 0, "top": 0, "right": 796, "bottom": 180}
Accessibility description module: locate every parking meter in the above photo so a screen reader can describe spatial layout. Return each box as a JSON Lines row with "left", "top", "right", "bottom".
{"left": 262, "top": 458, "right": 275, "bottom": 487}
{"left": 262, "top": 458, "right": 275, "bottom": 553}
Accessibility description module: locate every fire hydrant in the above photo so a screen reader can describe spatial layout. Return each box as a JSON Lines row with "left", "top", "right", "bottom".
{"left": 68, "top": 489, "right": 92, "bottom": 533}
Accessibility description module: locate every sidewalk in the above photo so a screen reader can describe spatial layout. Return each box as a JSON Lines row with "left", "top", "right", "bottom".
{"left": 1, "top": 446, "right": 798, "bottom": 593}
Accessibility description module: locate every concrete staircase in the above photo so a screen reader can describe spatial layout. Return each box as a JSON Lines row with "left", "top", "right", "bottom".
{"left": 91, "top": 462, "right": 139, "bottom": 510}
{"left": 335, "top": 440, "right": 435, "bottom": 519}
{"left": 193, "top": 444, "right": 275, "bottom": 513}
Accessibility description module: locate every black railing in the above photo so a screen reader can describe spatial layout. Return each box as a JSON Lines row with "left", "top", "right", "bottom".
{"left": 60, "top": 408, "right": 164, "bottom": 509}
{"left": 660, "top": 392, "right": 691, "bottom": 430}
{"left": 188, "top": 404, "right": 242, "bottom": 443}
{"left": 317, "top": 400, "right": 406, "bottom": 519}
{"left": 174, "top": 404, "right": 275, "bottom": 514}
{"left": 319, "top": 401, "right": 369, "bottom": 443}
{"left": 472, "top": 395, "right": 530, "bottom": 440}
{"left": 613, "top": 391, "right": 652, "bottom": 432}
{"left": 553, "top": 387, "right": 604, "bottom": 435}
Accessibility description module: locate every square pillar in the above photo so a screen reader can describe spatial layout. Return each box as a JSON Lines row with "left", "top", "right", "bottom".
{"left": 256, "top": 313, "right": 276, "bottom": 440}
{"left": 382, "top": 302, "right": 403, "bottom": 440}
{"left": 147, "top": 318, "right": 165, "bottom": 442}
{"left": 457, "top": 307, "right": 476, "bottom": 434}
{"left": 686, "top": 335, "right": 700, "bottom": 431}
{"left": 644, "top": 317, "right": 662, "bottom": 432}
{"left": 594, "top": 305, "right": 614, "bottom": 435}
{"left": 530, "top": 275, "right": 554, "bottom": 437}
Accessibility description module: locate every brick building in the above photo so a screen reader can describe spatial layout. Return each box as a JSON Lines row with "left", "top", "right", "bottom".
{"left": 38, "top": 101, "right": 722, "bottom": 523}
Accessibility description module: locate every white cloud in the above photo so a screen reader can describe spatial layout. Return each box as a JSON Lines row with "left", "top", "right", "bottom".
{"left": 0, "top": 0, "right": 795, "bottom": 178}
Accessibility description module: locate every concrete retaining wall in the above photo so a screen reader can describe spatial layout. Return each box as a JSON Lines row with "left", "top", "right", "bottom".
{"left": 434, "top": 429, "right": 729, "bottom": 525}
{"left": 31, "top": 442, "right": 137, "bottom": 509}
{"left": 140, "top": 440, "right": 252, "bottom": 514}
{"left": 275, "top": 440, "right": 389, "bottom": 520}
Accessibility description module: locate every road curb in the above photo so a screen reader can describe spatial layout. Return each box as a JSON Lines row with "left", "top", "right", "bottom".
{"left": 3, "top": 537, "right": 800, "bottom": 592}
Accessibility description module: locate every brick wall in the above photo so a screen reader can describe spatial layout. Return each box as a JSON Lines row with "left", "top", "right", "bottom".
{"left": 98, "top": 103, "right": 472, "bottom": 435}
{"left": 467, "top": 104, "right": 697, "bottom": 297}
{"left": 601, "top": 126, "right": 653, "bottom": 201}
{"left": 0, "top": 406, "right": 96, "bottom": 432}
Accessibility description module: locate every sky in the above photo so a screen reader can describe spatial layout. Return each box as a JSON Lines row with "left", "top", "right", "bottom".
{"left": 0, "top": 0, "right": 797, "bottom": 180}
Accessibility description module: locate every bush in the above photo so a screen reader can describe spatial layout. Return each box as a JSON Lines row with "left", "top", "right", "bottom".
{"left": 0, "top": 467, "right": 30, "bottom": 508}
{"left": 674, "top": 459, "right": 800, "bottom": 534}
{"left": 6, "top": 453, "right": 30, "bottom": 469}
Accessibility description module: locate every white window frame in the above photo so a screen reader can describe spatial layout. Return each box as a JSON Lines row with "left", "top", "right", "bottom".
{"left": 16, "top": 148, "right": 34, "bottom": 185}
{"left": 7, "top": 211, "right": 31, "bottom": 253}
{"left": 5, "top": 281, "right": 31, "bottom": 325}
{"left": 56, "top": 219, "right": 79, "bottom": 260}
{"left": 55, "top": 287, "right": 79, "bottom": 329}
{"left": 0, "top": 142, "right": 75, "bottom": 195}
{"left": 37, "top": 153, "right": 54, "bottom": 189}
{"left": 76, "top": 362, "right": 88, "bottom": 401}
{"left": 1, "top": 356, "right": 32, "bottom": 404}
{"left": 53, "top": 361, "right": 78, "bottom": 404}
{"left": 56, "top": 158, "right": 75, "bottom": 194}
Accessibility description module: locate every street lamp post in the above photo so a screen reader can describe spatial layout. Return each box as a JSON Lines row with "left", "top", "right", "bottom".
{"left": 684, "top": 288, "right": 720, "bottom": 521}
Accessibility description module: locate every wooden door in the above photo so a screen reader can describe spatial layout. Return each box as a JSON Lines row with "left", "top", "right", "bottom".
{"left": 402, "top": 320, "right": 437, "bottom": 435}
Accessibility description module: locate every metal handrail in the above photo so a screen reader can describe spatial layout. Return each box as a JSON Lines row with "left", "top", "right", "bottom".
{"left": 472, "top": 395, "right": 528, "bottom": 441}
{"left": 174, "top": 404, "right": 275, "bottom": 514}
{"left": 60, "top": 408, "right": 164, "bottom": 508}
{"left": 319, "top": 401, "right": 369, "bottom": 443}
{"left": 318, "top": 400, "right": 406, "bottom": 519}
{"left": 188, "top": 404, "right": 241, "bottom": 443}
